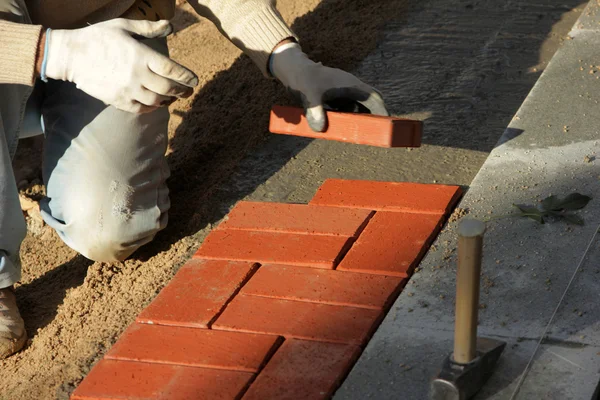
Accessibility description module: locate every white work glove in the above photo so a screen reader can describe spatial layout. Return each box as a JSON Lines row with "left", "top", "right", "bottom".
{"left": 45, "top": 19, "right": 198, "bottom": 114}
{"left": 270, "top": 42, "right": 389, "bottom": 132}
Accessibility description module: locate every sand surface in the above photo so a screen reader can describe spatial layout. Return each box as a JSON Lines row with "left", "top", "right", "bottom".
{"left": 3, "top": 0, "right": 585, "bottom": 398}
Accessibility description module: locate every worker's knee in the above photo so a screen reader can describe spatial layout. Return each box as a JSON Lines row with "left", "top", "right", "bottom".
{"left": 72, "top": 209, "right": 167, "bottom": 263}
{"left": 40, "top": 87, "right": 170, "bottom": 263}
{"left": 41, "top": 177, "right": 169, "bottom": 263}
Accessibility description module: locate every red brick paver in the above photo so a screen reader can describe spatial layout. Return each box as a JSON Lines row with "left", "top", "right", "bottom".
{"left": 106, "top": 323, "right": 282, "bottom": 372}
{"left": 137, "top": 259, "right": 256, "bottom": 328}
{"left": 243, "top": 339, "right": 361, "bottom": 400}
{"left": 213, "top": 295, "right": 382, "bottom": 345}
{"left": 269, "top": 105, "right": 422, "bottom": 148}
{"left": 241, "top": 264, "right": 404, "bottom": 309}
{"left": 310, "top": 179, "right": 462, "bottom": 214}
{"left": 219, "top": 202, "right": 373, "bottom": 237}
{"left": 337, "top": 212, "right": 445, "bottom": 277}
{"left": 195, "top": 230, "right": 352, "bottom": 269}
{"left": 72, "top": 179, "right": 461, "bottom": 400}
{"left": 71, "top": 359, "right": 253, "bottom": 400}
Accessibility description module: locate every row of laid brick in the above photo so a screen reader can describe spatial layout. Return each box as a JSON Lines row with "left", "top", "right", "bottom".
{"left": 196, "top": 179, "right": 460, "bottom": 275}
{"left": 133, "top": 180, "right": 460, "bottom": 330}
{"left": 196, "top": 212, "right": 445, "bottom": 277}
{"left": 71, "top": 259, "right": 406, "bottom": 399}
{"left": 217, "top": 180, "right": 461, "bottom": 229}
{"left": 136, "top": 260, "right": 403, "bottom": 343}
{"left": 71, "top": 180, "right": 462, "bottom": 399}
{"left": 74, "top": 337, "right": 361, "bottom": 400}
{"left": 71, "top": 260, "right": 405, "bottom": 399}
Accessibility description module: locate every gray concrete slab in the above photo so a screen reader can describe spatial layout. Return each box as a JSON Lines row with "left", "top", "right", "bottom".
{"left": 515, "top": 341, "right": 600, "bottom": 400}
{"left": 543, "top": 233, "right": 600, "bottom": 346}
{"left": 512, "top": 228, "right": 600, "bottom": 398}
{"left": 573, "top": 0, "right": 600, "bottom": 31}
{"left": 334, "top": 324, "right": 537, "bottom": 400}
{"left": 335, "top": 5, "right": 600, "bottom": 400}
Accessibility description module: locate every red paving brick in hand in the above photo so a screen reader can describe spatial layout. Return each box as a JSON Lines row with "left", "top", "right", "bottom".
{"left": 310, "top": 179, "right": 462, "bottom": 214}
{"left": 137, "top": 259, "right": 256, "bottom": 328}
{"left": 243, "top": 339, "right": 361, "bottom": 400}
{"left": 105, "top": 323, "right": 282, "bottom": 372}
{"left": 269, "top": 105, "right": 422, "bottom": 148}
{"left": 338, "top": 212, "right": 444, "bottom": 277}
{"left": 213, "top": 294, "right": 382, "bottom": 345}
{"left": 241, "top": 264, "right": 404, "bottom": 309}
{"left": 194, "top": 230, "right": 352, "bottom": 269}
{"left": 219, "top": 201, "right": 373, "bottom": 237}
{"left": 71, "top": 359, "right": 253, "bottom": 400}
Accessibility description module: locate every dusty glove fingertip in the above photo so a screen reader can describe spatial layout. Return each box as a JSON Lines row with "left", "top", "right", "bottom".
{"left": 158, "top": 22, "right": 174, "bottom": 38}
{"left": 306, "top": 111, "right": 327, "bottom": 132}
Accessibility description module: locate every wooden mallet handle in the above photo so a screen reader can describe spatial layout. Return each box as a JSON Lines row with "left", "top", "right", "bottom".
{"left": 453, "top": 218, "right": 486, "bottom": 364}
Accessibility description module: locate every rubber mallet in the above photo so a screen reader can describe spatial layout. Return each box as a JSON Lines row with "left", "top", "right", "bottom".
{"left": 431, "top": 219, "right": 506, "bottom": 400}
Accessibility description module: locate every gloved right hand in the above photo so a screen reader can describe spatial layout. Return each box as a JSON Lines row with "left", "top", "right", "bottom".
{"left": 45, "top": 19, "right": 198, "bottom": 114}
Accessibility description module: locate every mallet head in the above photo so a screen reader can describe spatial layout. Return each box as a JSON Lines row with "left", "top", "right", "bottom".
{"left": 431, "top": 337, "right": 506, "bottom": 400}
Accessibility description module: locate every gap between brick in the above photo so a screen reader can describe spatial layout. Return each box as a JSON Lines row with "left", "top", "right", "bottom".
{"left": 202, "top": 260, "right": 289, "bottom": 398}
{"left": 239, "top": 293, "right": 387, "bottom": 311}
{"left": 333, "top": 210, "right": 377, "bottom": 270}
{"left": 206, "top": 262, "right": 262, "bottom": 329}
{"left": 236, "top": 336, "right": 289, "bottom": 399}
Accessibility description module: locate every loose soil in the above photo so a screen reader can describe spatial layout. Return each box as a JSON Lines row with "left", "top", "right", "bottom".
{"left": 1, "top": 0, "right": 585, "bottom": 398}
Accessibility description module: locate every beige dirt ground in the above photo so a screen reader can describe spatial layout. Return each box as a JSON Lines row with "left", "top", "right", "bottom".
{"left": 1, "top": 0, "right": 586, "bottom": 398}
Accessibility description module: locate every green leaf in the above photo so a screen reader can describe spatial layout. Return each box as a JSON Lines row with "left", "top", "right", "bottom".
{"left": 563, "top": 213, "right": 585, "bottom": 226}
{"left": 513, "top": 204, "right": 545, "bottom": 224}
{"left": 509, "top": 194, "right": 590, "bottom": 226}
{"left": 556, "top": 193, "right": 592, "bottom": 211}
{"left": 525, "top": 213, "right": 545, "bottom": 224}
{"left": 514, "top": 204, "right": 541, "bottom": 214}
{"left": 541, "top": 195, "right": 560, "bottom": 211}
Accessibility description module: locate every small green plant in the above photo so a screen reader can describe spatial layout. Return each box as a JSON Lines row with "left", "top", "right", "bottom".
{"left": 513, "top": 193, "right": 592, "bottom": 225}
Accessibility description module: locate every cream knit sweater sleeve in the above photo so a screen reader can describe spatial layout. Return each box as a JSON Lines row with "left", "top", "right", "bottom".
{"left": 186, "top": 0, "right": 297, "bottom": 76}
{"left": 0, "top": 0, "right": 296, "bottom": 86}
{"left": 0, "top": 20, "right": 42, "bottom": 86}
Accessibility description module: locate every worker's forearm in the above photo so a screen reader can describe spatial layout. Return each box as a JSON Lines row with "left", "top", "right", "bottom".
{"left": 187, "top": 0, "right": 297, "bottom": 77}
{"left": 34, "top": 29, "right": 46, "bottom": 78}
{"left": 273, "top": 38, "right": 296, "bottom": 51}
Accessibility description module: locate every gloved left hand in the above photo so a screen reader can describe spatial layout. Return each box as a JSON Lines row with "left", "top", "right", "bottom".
{"left": 44, "top": 19, "right": 197, "bottom": 114}
{"left": 270, "top": 42, "right": 389, "bottom": 132}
